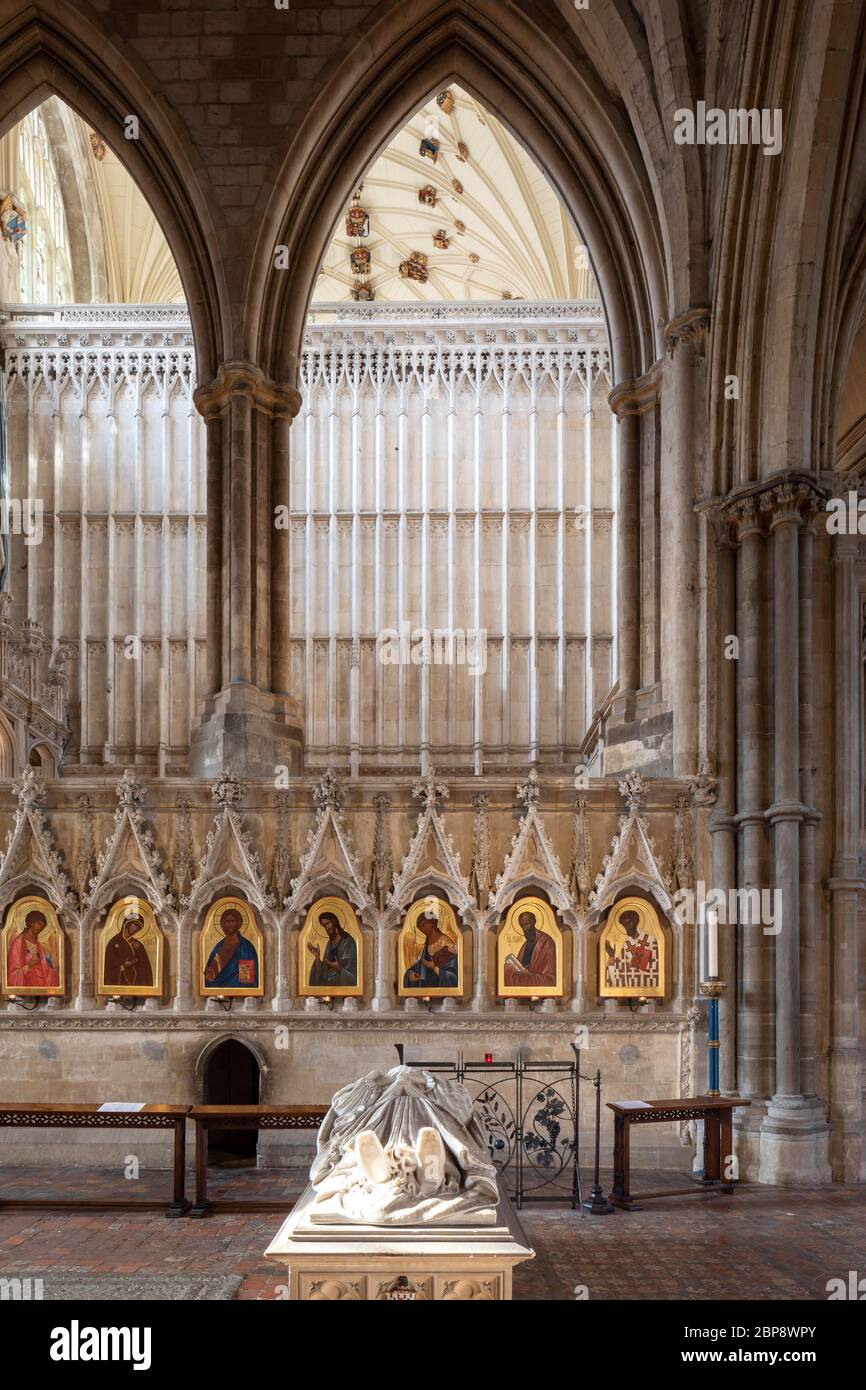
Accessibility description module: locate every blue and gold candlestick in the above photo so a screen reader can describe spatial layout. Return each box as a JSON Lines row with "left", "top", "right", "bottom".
{"left": 699, "top": 979, "right": 726, "bottom": 1096}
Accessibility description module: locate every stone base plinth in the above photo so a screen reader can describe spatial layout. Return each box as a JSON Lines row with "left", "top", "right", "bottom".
{"left": 264, "top": 1183, "right": 534, "bottom": 1300}
{"left": 758, "top": 1096, "right": 832, "bottom": 1187}
{"left": 190, "top": 682, "right": 304, "bottom": 778}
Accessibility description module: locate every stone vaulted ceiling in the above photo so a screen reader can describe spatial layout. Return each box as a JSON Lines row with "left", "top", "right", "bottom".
{"left": 81, "top": 116, "right": 184, "bottom": 303}
{"left": 312, "top": 85, "right": 598, "bottom": 304}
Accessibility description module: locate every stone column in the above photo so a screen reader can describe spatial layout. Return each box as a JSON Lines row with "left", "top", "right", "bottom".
{"left": 709, "top": 520, "right": 737, "bottom": 1091}
{"left": 75, "top": 916, "right": 96, "bottom": 1012}
{"left": 471, "top": 920, "right": 490, "bottom": 1012}
{"left": 827, "top": 531, "right": 864, "bottom": 1180}
{"left": 727, "top": 495, "right": 772, "bottom": 1176}
{"left": 797, "top": 506, "right": 819, "bottom": 1098}
{"left": 605, "top": 368, "right": 660, "bottom": 756}
{"left": 372, "top": 917, "right": 395, "bottom": 1013}
{"left": 191, "top": 362, "right": 303, "bottom": 777}
{"left": 270, "top": 412, "right": 291, "bottom": 692}
{"left": 272, "top": 909, "right": 291, "bottom": 1012}
{"left": 175, "top": 919, "right": 194, "bottom": 1012}
{"left": 768, "top": 486, "right": 802, "bottom": 1099}
{"left": 662, "top": 310, "right": 708, "bottom": 778}
{"left": 760, "top": 481, "right": 830, "bottom": 1186}
{"left": 608, "top": 396, "right": 640, "bottom": 692}
{"left": 730, "top": 497, "right": 773, "bottom": 1107}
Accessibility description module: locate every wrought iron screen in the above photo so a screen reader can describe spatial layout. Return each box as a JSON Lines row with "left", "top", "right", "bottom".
{"left": 395, "top": 1045, "right": 582, "bottom": 1209}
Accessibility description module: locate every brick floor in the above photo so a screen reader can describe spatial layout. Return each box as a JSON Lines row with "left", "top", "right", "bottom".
{"left": 0, "top": 1166, "right": 864, "bottom": 1300}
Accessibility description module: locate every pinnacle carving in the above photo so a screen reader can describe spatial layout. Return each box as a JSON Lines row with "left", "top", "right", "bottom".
{"left": 0, "top": 766, "right": 75, "bottom": 911}
{"left": 13, "top": 765, "right": 45, "bottom": 810}
{"left": 388, "top": 771, "right": 471, "bottom": 917}
{"left": 368, "top": 792, "right": 393, "bottom": 911}
{"left": 75, "top": 795, "right": 95, "bottom": 903}
{"left": 469, "top": 793, "right": 491, "bottom": 908}
{"left": 211, "top": 769, "right": 244, "bottom": 808}
{"left": 271, "top": 791, "right": 295, "bottom": 903}
{"left": 568, "top": 795, "right": 592, "bottom": 908}
{"left": 116, "top": 768, "right": 145, "bottom": 807}
{"left": 173, "top": 795, "right": 195, "bottom": 904}
{"left": 516, "top": 766, "right": 541, "bottom": 807}
{"left": 617, "top": 770, "right": 645, "bottom": 812}
{"left": 412, "top": 769, "right": 449, "bottom": 811}
{"left": 313, "top": 768, "right": 343, "bottom": 811}
{"left": 88, "top": 770, "right": 173, "bottom": 912}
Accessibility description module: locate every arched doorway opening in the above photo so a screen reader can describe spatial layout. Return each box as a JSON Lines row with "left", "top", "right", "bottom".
{"left": 201, "top": 1037, "right": 261, "bottom": 1166}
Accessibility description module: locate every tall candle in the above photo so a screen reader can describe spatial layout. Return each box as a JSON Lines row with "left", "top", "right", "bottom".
{"left": 707, "top": 906, "right": 719, "bottom": 979}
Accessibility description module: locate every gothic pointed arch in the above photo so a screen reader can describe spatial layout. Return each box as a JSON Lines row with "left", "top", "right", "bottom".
{"left": 0, "top": 0, "right": 225, "bottom": 379}
{"left": 183, "top": 773, "right": 276, "bottom": 922}
{"left": 83, "top": 771, "right": 175, "bottom": 928}
{"left": 586, "top": 772, "right": 674, "bottom": 927}
{"left": 246, "top": 0, "right": 669, "bottom": 393}
{"left": 0, "top": 766, "right": 77, "bottom": 920}
{"left": 386, "top": 772, "right": 475, "bottom": 925}
{"left": 285, "top": 771, "right": 370, "bottom": 923}
{"left": 485, "top": 769, "right": 575, "bottom": 927}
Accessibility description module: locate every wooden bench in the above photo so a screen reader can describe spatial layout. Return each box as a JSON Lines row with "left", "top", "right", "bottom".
{"left": 189, "top": 1104, "right": 327, "bottom": 1216}
{"left": 0, "top": 1102, "right": 191, "bottom": 1216}
{"left": 607, "top": 1096, "right": 751, "bottom": 1210}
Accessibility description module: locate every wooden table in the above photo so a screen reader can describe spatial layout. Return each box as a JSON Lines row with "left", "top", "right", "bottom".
{"left": 189, "top": 1104, "right": 327, "bottom": 1216}
{"left": 0, "top": 1103, "right": 191, "bottom": 1216}
{"left": 607, "top": 1096, "right": 751, "bottom": 1210}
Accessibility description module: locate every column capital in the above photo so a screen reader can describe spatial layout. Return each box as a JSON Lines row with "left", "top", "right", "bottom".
{"left": 193, "top": 359, "right": 302, "bottom": 421}
{"left": 717, "top": 473, "right": 827, "bottom": 542}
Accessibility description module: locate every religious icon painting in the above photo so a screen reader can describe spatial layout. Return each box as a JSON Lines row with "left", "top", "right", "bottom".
{"left": 419, "top": 137, "right": 440, "bottom": 163}
{"left": 397, "top": 896, "right": 463, "bottom": 998}
{"left": 298, "top": 896, "right": 363, "bottom": 999}
{"left": 199, "top": 896, "right": 263, "bottom": 997}
{"left": 599, "top": 895, "right": 665, "bottom": 999}
{"left": 496, "top": 896, "right": 563, "bottom": 999}
{"left": 418, "top": 185, "right": 437, "bottom": 207}
{"left": 96, "top": 896, "right": 163, "bottom": 998}
{"left": 1, "top": 895, "right": 65, "bottom": 997}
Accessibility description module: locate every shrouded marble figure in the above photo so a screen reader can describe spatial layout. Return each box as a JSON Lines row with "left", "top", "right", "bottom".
{"left": 503, "top": 909, "right": 556, "bottom": 988}
{"left": 104, "top": 908, "right": 153, "bottom": 989}
{"left": 307, "top": 909, "right": 357, "bottom": 988}
{"left": 204, "top": 906, "right": 259, "bottom": 989}
{"left": 309, "top": 1064, "right": 499, "bottom": 1225}
{"left": 402, "top": 910, "right": 459, "bottom": 990}
{"left": 6, "top": 910, "right": 59, "bottom": 989}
